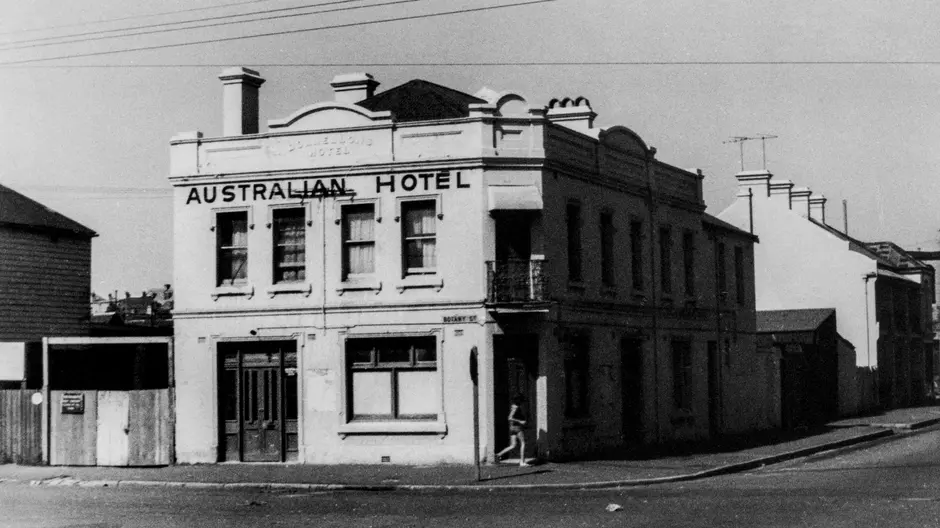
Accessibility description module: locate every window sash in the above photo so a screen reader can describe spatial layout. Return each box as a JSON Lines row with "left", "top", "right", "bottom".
{"left": 630, "top": 221, "right": 644, "bottom": 290}
{"left": 217, "top": 212, "right": 248, "bottom": 286}
{"left": 273, "top": 209, "right": 306, "bottom": 283}
{"left": 343, "top": 205, "right": 376, "bottom": 277}
{"left": 347, "top": 337, "right": 438, "bottom": 420}
{"left": 600, "top": 213, "right": 615, "bottom": 286}
{"left": 660, "top": 227, "right": 672, "bottom": 295}
{"left": 401, "top": 202, "right": 437, "bottom": 273}
{"left": 567, "top": 203, "right": 582, "bottom": 281}
{"left": 683, "top": 232, "right": 695, "bottom": 296}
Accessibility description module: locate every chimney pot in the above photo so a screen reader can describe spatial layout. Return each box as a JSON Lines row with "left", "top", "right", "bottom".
{"left": 768, "top": 179, "right": 795, "bottom": 208}
{"left": 790, "top": 186, "right": 812, "bottom": 217}
{"left": 330, "top": 73, "right": 379, "bottom": 104}
{"left": 219, "top": 67, "right": 265, "bottom": 136}
{"left": 735, "top": 170, "right": 772, "bottom": 198}
{"left": 809, "top": 194, "right": 827, "bottom": 223}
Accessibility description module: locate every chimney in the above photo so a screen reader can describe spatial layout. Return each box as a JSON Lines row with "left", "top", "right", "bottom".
{"left": 809, "top": 194, "right": 827, "bottom": 223}
{"left": 735, "top": 170, "right": 771, "bottom": 198}
{"left": 790, "top": 186, "right": 812, "bottom": 216}
{"left": 330, "top": 73, "right": 379, "bottom": 104}
{"left": 768, "top": 179, "right": 794, "bottom": 208}
{"left": 218, "top": 67, "right": 265, "bottom": 136}
{"left": 545, "top": 96, "right": 596, "bottom": 133}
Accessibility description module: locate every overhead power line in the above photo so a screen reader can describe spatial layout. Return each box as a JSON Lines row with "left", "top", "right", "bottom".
{"left": 0, "top": 0, "right": 276, "bottom": 36}
{"left": 0, "top": 0, "right": 557, "bottom": 66}
{"left": 5, "top": 59, "right": 940, "bottom": 69}
{"left": 0, "top": 0, "right": 376, "bottom": 50}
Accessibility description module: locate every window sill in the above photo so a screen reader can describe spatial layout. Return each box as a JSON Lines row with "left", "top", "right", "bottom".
{"left": 267, "top": 282, "right": 313, "bottom": 298}
{"left": 337, "top": 278, "right": 382, "bottom": 296}
{"left": 338, "top": 419, "right": 448, "bottom": 438}
{"left": 212, "top": 284, "right": 254, "bottom": 301}
{"left": 396, "top": 275, "right": 443, "bottom": 293}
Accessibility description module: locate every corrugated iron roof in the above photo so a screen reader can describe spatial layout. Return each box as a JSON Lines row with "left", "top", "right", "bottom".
{"left": 0, "top": 183, "right": 96, "bottom": 237}
{"left": 702, "top": 213, "right": 758, "bottom": 241}
{"left": 757, "top": 308, "right": 835, "bottom": 333}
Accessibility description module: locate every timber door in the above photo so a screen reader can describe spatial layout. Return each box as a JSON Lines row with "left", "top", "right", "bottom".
{"left": 620, "top": 338, "right": 644, "bottom": 445}
{"left": 219, "top": 341, "right": 298, "bottom": 462}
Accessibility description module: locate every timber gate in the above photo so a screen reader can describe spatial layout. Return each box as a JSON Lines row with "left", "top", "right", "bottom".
{"left": 44, "top": 337, "right": 174, "bottom": 466}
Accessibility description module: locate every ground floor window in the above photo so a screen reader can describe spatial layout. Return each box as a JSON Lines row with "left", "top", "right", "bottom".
{"left": 346, "top": 336, "right": 439, "bottom": 420}
{"left": 562, "top": 331, "right": 590, "bottom": 418}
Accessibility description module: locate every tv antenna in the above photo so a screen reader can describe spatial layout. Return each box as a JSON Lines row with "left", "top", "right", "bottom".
{"left": 723, "top": 134, "right": 778, "bottom": 171}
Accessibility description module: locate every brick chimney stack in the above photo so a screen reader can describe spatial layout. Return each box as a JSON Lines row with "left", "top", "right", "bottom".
{"left": 768, "top": 179, "right": 795, "bottom": 208}
{"left": 219, "top": 67, "right": 265, "bottom": 136}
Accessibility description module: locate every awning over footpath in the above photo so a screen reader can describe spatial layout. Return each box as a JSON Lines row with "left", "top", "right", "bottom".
{"left": 487, "top": 186, "right": 543, "bottom": 212}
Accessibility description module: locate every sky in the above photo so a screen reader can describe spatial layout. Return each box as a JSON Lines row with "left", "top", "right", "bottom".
{"left": 3, "top": 0, "right": 940, "bottom": 296}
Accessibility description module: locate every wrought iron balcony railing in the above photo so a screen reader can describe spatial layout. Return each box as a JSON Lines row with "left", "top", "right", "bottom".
{"left": 486, "top": 259, "right": 548, "bottom": 305}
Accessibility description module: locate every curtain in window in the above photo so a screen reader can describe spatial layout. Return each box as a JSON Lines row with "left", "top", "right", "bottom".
{"left": 404, "top": 204, "right": 436, "bottom": 270}
{"left": 344, "top": 207, "right": 375, "bottom": 275}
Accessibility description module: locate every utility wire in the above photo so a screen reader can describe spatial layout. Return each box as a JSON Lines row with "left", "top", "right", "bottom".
{"left": 6, "top": 59, "right": 940, "bottom": 69}
{"left": 0, "top": 0, "right": 276, "bottom": 36}
{"left": 0, "top": 0, "right": 556, "bottom": 66}
{"left": 0, "top": 0, "right": 374, "bottom": 50}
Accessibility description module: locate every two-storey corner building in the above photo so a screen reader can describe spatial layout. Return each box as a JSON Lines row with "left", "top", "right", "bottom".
{"left": 169, "top": 69, "right": 773, "bottom": 465}
{"left": 719, "top": 171, "right": 934, "bottom": 416}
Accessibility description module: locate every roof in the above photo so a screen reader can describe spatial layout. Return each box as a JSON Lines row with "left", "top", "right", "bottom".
{"left": 757, "top": 308, "right": 835, "bottom": 333}
{"left": 356, "top": 79, "right": 488, "bottom": 122}
{"left": 701, "top": 213, "right": 759, "bottom": 242}
{"left": 0, "top": 184, "right": 97, "bottom": 237}
{"left": 866, "top": 241, "right": 932, "bottom": 271}
{"left": 805, "top": 216, "right": 888, "bottom": 265}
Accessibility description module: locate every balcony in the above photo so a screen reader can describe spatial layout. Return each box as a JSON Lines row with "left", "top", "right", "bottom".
{"left": 486, "top": 259, "right": 549, "bottom": 310}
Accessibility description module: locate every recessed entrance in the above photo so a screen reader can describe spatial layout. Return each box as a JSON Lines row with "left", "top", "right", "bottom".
{"left": 494, "top": 334, "right": 538, "bottom": 458}
{"left": 218, "top": 341, "right": 298, "bottom": 462}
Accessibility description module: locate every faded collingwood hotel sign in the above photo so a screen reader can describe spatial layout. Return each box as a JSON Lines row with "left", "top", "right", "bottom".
{"left": 184, "top": 171, "right": 471, "bottom": 205}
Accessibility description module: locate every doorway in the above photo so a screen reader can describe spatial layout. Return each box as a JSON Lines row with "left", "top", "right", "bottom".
{"left": 620, "top": 337, "right": 644, "bottom": 445}
{"left": 218, "top": 341, "right": 298, "bottom": 462}
{"left": 707, "top": 341, "right": 721, "bottom": 437}
{"left": 493, "top": 334, "right": 538, "bottom": 458}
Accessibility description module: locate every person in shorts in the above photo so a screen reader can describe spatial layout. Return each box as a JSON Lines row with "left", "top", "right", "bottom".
{"left": 495, "top": 394, "right": 530, "bottom": 467}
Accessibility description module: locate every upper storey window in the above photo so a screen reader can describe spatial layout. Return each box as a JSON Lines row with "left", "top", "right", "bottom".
{"left": 402, "top": 200, "right": 437, "bottom": 275}
{"left": 217, "top": 211, "right": 248, "bottom": 286}
{"left": 343, "top": 204, "right": 376, "bottom": 278}
{"left": 600, "top": 212, "right": 615, "bottom": 287}
{"left": 567, "top": 202, "right": 582, "bottom": 282}
{"left": 272, "top": 208, "right": 306, "bottom": 283}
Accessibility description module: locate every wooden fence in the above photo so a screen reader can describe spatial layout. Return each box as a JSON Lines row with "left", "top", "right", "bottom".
{"left": 0, "top": 389, "right": 43, "bottom": 464}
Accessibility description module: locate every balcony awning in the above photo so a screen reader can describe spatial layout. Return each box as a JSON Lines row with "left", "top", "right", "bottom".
{"left": 487, "top": 186, "right": 543, "bottom": 212}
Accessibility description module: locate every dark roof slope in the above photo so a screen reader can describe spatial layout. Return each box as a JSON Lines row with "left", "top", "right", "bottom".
{"left": 757, "top": 308, "right": 835, "bottom": 333}
{"left": 356, "top": 79, "right": 487, "bottom": 122}
{"left": 702, "top": 213, "right": 758, "bottom": 242}
{"left": 0, "top": 184, "right": 97, "bottom": 237}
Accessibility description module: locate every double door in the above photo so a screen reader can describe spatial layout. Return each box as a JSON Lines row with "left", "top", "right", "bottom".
{"left": 219, "top": 341, "right": 297, "bottom": 462}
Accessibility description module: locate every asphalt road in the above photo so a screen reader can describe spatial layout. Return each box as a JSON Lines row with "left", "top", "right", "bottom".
{"left": 5, "top": 428, "right": 940, "bottom": 527}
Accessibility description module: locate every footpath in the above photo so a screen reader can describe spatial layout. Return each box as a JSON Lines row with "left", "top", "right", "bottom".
{"left": 2, "top": 405, "right": 939, "bottom": 492}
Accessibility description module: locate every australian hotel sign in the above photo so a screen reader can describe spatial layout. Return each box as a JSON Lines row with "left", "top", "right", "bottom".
{"left": 184, "top": 171, "right": 470, "bottom": 205}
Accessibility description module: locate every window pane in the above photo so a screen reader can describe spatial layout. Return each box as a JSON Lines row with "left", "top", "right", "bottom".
{"left": 218, "top": 212, "right": 248, "bottom": 285}
{"left": 352, "top": 371, "right": 392, "bottom": 416}
{"left": 347, "top": 244, "right": 375, "bottom": 275}
{"left": 414, "top": 342, "right": 436, "bottom": 363}
{"left": 347, "top": 344, "right": 373, "bottom": 365}
{"left": 345, "top": 206, "right": 375, "bottom": 241}
{"left": 404, "top": 203, "right": 435, "bottom": 236}
{"left": 378, "top": 343, "right": 410, "bottom": 364}
{"left": 406, "top": 239, "right": 436, "bottom": 269}
{"left": 397, "top": 370, "right": 439, "bottom": 416}
{"left": 274, "top": 209, "right": 305, "bottom": 283}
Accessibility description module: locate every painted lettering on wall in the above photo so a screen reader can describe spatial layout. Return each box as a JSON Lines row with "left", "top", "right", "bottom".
{"left": 183, "top": 171, "right": 471, "bottom": 205}
{"left": 185, "top": 179, "right": 349, "bottom": 205}
{"left": 375, "top": 171, "right": 470, "bottom": 193}
{"left": 267, "top": 134, "right": 374, "bottom": 159}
